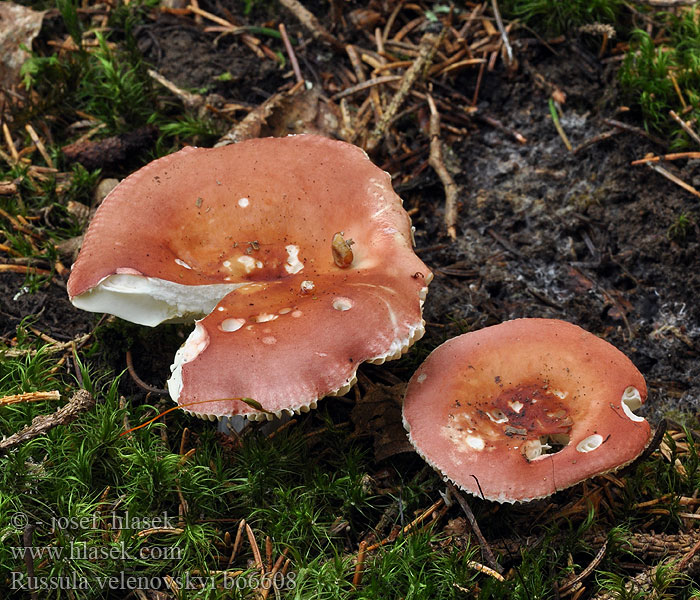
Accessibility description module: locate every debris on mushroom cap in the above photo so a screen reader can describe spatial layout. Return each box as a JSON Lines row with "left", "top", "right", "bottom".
{"left": 402, "top": 318, "right": 651, "bottom": 503}
{"left": 67, "top": 134, "right": 432, "bottom": 420}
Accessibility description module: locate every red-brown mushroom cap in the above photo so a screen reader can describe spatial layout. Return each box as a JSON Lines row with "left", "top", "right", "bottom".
{"left": 67, "top": 135, "right": 431, "bottom": 419}
{"left": 402, "top": 318, "right": 651, "bottom": 503}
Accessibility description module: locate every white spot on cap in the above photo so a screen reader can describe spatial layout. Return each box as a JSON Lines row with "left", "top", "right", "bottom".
{"left": 466, "top": 436, "right": 485, "bottom": 451}
{"left": 220, "top": 318, "right": 245, "bottom": 332}
{"left": 621, "top": 387, "right": 645, "bottom": 422}
{"left": 300, "top": 280, "right": 315, "bottom": 293}
{"left": 522, "top": 439, "right": 550, "bottom": 461}
{"left": 238, "top": 255, "right": 257, "bottom": 273}
{"left": 509, "top": 400, "right": 524, "bottom": 413}
{"left": 292, "top": 310, "right": 303, "bottom": 318}
{"left": 552, "top": 390, "right": 567, "bottom": 399}
{"left": 223, "top": 260, "right": 231, "bottom": 268}
{"left": 238, "top": 197, "right": 249, "bottom": 207}
{"left": 262, "top": 336, "right": 277, "bottom": 345}
{"left": 285, "top": 244, "right": 304, "bottom": 274}
{"left": 576, "top": 434, "right": 604, "bottom": 453}
{"left": 333, "top": 297, "right": 353, "bottom": 311}
{"left": 175, "top": 258, "right": 192, "bottom": 270}
{"left": 417, "top": 373, "right": 427, "bottom": 383}
{"left": 255, "top": 313, "right": 278, "bottom": 323}
{"left": 279, "top": 307, "right": 292, "bottom": 315}
{"left": 217, "top": 306, "right": 225, "bottom": 312}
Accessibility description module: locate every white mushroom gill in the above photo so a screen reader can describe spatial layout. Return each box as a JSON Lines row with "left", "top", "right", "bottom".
{"left": 72, "top": 273, "right": 244, "bottom": 326}
{"left": 521, "top": 439, "right": 550, "bottom": 460}
{"left": 576, "top": 434, "right": 604, "bottom": 453}
{"left": 621, "top": 387, "right": 645, "bottom": 422}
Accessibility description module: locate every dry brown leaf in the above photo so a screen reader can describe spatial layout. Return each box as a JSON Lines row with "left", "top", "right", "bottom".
{"left": 216, "top": 86, "right": 338, "bottom": 145}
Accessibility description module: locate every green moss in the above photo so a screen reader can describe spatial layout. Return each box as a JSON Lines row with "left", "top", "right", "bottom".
{"left": 501, "top": 0, "right": 623, "bottom": 36}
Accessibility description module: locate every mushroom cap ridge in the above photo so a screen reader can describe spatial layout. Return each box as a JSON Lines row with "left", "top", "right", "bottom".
{"left": 68, "top": 135, "right": 431, "bottom": 419}
{"left": 402, "top": 318, "right": 651, "bottom": 503}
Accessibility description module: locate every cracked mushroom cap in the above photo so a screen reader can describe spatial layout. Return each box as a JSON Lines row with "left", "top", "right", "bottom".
{"left": 402, "top": 318, "right": 651, "bottom": 503}
{"left": 68, "top": 135, "right": 431, "bottom": 420}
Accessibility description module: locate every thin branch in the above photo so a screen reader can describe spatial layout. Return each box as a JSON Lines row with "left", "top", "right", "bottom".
{"left": 279, "top": 23, "right": 303, "bottom": 84}
{"left": 427, "top": 94, "right": 459, "bottom": 240}
{"left": 447, "top": 482, "right": 502, "bottom": 574}
{"left": 366, "top": 31, "right": 443, "bottom": 152}
{"left": 0, "top": 390, "right": 94, "bottom": 455}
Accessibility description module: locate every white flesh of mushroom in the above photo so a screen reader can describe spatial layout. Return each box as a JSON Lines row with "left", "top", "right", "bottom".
{"left": 72, "top": 273, "right": 244, "bottom": 326}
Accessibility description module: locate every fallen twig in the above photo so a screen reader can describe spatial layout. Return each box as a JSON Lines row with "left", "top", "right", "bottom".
{"left": 591, "top": 537, "right": 700, "bottom": 599}
{"left": 0, "top": 264, "right": 51, "bottom": 276}
{"left": 0, "top": 390, "right": 60, "bottom": 407}
{"left": 573, "top": 129, "right": 620, "bottom": 154}
{"left": 187, "top": 3, "right": 266, "bottom": 59}
{"left": 365, "top": 498, "right": 444, "bottom": 552}
{"left": 3, "top": 331, "right": 93, "bottom": 358}
{"left": 279, "top": 23, "right": 303, "bottom": 84}
{"left": 491, "top": 0, "right": 515, "bottom": 70}
{"left": 331, "top": 75, "right": 402, "bottom": 101}
{"left": 447, "top": 482, "right": 502, "bottom": 574}
{"left": 466, "top": 560, "right": 505, "bottom": 582}
{"left": 0, "top": 389, "right": 94, "bottom": 455}
{"left": 631, "top": 151, "right": 700, "bottom": 165}
{"left": 604, "top": 118, "right": 667, "bottom": 147}
{"left": 669, "top": 109, "right": 700, "bottom": 146}
{"left": 427, "top": 94, "right": 459, "bottom": 240}
{"left": 278, "top": 0, "right": 344, "bottom": 51}
{"left": 476, "top": 113, "right": 527, "bottom": 144}
{"left": 148, "top": 68, "right": 203, "bottom": 109}
{"left": 645, "top": 162, "right": 700, "bottom": 199}
{"left": 558, "top": 541, "right": 607, "bottom": 594}
{"left": 366, "top": 31, "right": 443, "bottom": 152}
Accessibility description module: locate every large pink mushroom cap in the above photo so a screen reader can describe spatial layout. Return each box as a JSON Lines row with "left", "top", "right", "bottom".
{"left": 68, "top": 135, "right": 431, "bottom": 420}
{"left": 402, "top": 319, "right": 652, "bottom": 503}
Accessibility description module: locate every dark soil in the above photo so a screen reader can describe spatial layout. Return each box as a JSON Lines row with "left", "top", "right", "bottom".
{"left": 3, "top": 7, "right": 699, "bottom": 426}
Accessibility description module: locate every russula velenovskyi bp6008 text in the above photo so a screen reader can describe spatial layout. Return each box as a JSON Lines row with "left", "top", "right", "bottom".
{"left": 67, "top": 135, "right": 432, "bottom": 421}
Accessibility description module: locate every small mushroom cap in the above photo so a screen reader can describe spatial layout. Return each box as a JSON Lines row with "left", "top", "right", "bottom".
{"left": 402, "top": 318, "right": 651, "bottom": 503}
{"left": 68, "top": 135, "right": 431, "bottom": 419}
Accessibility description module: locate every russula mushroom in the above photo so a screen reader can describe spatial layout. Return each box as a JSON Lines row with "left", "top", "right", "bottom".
{"left": 402, "top": 318, "right": 651, "bottom": 503}
{"left": 68, "top": 134, "right": 432, "bottom": 420}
